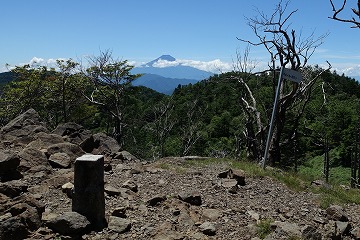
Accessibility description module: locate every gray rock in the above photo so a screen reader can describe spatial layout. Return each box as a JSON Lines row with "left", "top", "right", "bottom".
{"left": 199, "top": 221, "right": 216, "bottom": 236}
{"left": 326, "top": 205, "right": 349, "bottom": 222}
{"left": 218, "top": 168, "right": 246, "bottom": 186}
{"left": 104, "top": 185, "right": 122, "bottom": 197}
{"left": 61, "top": 182, "right": 74, "bottom": 198}
{"left": 48, "top": 152, "right": 71, "bottom": 168}
{"left": 108, "top": 216, "right": 131, "bottom": 233}
{"left": 46, "top": 142, "right": 85, "bottom": 164}
{"left": 0, "top": 180, "right": 28, "bottom": 198}
{"left": 178, "top": 191, "right": 202, "bottom": 206}
{"left": 47, "top": 211, "right": 90, "bottom": 235}
{"left": 113, "top": 151, "right": 139, "bottom": 162}
{"left": 112, "top": 207, "right": 127, "bottom": 218}
{"left": 53, "top": 122, "right": 92, "bottom": 145}
{"left": 146, "top": 195, "right": 167, "bottom": 206}
{"left": 202, "top": 208, "right": 222, "bottom": 221}
{"left": 0, "top": 152, "right": 20, "bottom": 174}
{"left": 0, "top": 109, "right": 48, "bottom": 147}
{"left": 122, "top": 179, "right": 138, "bottom": 192}
{"left": 92, "top": 133, "right": 121, "bottom": 154}
{"left": 335, "top": 221, "right": 351, "bottom": 236}
{"left": 0, "top": 216, "right": 30, "bottom": 240}
{"left": 351, "top": 226, "right": 360, "bottom": 239}
{"left": 301, "top": 225, "right": 322, "bottom": 240}
{"left": 18, "top": 147, "right": 50, "bottom": 172}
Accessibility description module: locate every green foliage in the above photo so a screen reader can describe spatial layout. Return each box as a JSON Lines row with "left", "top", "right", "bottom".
{"left": 256, "top": 219, "right": 273, "bottom": 239}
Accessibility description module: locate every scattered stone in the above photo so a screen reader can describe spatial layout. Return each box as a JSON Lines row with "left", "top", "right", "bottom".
{"left": 198, "top": 221, "right": 216, "bottom": 236}
{"left": 61, "top": 182, "right": 74, "bottom": 198}
{"left": 247, "top": 210, "right": 260, "bottom": 221}
{"left": 351, "top": 226, "right": 360, "bottom": 239}
{"left": 335, "top": 221, "right": 351, "bottom": 236}
{"left": 112, "top": 207, "right": 127, "bottom": 218}
{"left": 122, "top": 180, "right": 138, "bottom": 192}
{"left": 218, "top": 168, "right": 246, "bottom": 186}
{"left": 105, "top": 185, "right": 122, "bottom": 197}
{"left": 301, "top": 225, "right": 322, "bottom": 240}
{"left": 108, "top": 216, "right": 131, "bottom": 234}
{"left": 202, "top": 208, "right": 222, "bottom": 221}
{"left": 113, "top": 150, "right": 139, "bottom": 162}
{"left": 178, "top": 191, "right": 202, "bottom": 206}
{"left": 146, "top": 195, "right": 167, "bottom": 206}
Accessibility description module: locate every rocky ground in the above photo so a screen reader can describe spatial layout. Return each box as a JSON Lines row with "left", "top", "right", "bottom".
{"left": 1, "top": 109, "right": 360, "bottom": 240}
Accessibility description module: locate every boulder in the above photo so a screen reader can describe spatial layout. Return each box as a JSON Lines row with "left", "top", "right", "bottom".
{"left": 0, "top": 109, "right": 48, "bottom": 145}
{"left": 46, "top": 211, "right": 90, "bottom": 235}
{"left": 326, "top": 205, "right": 349, "bottom": 222}
{"left": 0, "top": 193, "right": 44, "bottom": 240}
{"left": 0, "top": 152, "right": 22, "bottom": 181}
{"left": 113, "top": 151, "right": 139, "bottom": 162}
{"left": 0, "top": 215, "right": 31, "bottom": 240}
{"left": 82, "top": 133, "right": 120, "bottom": 155}
{"left": 53, "top": 122, "right": 92, "bottom": 145}
{"left": 46, "top": 142, "right": 85, "bottom": 164}
{"left": 18, "top": 147, "right": 50, "bottom": 172}
{"left": 0, "top": 180, "right": 28, "bottom": 198}
{"left": 25, "top": 132, "right": 64, "bottom": 150}
{"left": 0, "top": 152, "right": 20, "bottom": 174}
{"left": 48, "top": 152, "right": 72, "bottom": 168}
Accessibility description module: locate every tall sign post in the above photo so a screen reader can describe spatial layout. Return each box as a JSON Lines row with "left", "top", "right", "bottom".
{"left": 262, "top": 67, "right": 302, "bottom": 169}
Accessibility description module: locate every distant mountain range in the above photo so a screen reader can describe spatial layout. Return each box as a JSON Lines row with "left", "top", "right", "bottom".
{"left": 131, "top": 55, "right": 214, "bottom": 94}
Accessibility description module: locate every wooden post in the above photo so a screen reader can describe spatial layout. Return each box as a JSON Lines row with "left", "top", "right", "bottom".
{"left": 72, "top": 154, "right": 106, "bottom": 230}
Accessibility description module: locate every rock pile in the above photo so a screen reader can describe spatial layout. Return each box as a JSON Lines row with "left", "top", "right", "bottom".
{"left": 0, "top": 109, "right": 360, "bottom": 239}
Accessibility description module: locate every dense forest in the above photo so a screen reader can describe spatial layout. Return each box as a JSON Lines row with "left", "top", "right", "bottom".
{"left": 0, "top": 61, "right": 359, "bottom": 170}
{"left": 0, "top": 0, "right": 359, "bottom": 185}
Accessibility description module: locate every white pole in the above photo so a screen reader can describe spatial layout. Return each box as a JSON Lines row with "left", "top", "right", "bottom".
{"left": 262, "top": 66, "right": 284, "bottom": 169}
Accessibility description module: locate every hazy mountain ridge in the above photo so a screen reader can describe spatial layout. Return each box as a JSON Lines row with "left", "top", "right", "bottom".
{"left": 131, "top": 55, "right": 214, "bottom": 94}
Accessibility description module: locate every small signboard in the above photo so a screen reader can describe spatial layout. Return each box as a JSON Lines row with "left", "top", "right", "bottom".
{"left": 282, "top": 68, "right": 302, "bottom": 83}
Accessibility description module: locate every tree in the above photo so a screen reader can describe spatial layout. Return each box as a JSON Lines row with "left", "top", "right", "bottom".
{"left": 237, "top": 0, "right": 330, "bottom": 166}
{"left": 329, "top": 0, "right": 360, "bottom": 28}
{"left": 55, "top": 59, "right": 79, "bottom": 123}
{"left": 146, "top": 97, "right": 176, "bottom": 158}
{"left": 82, "top": 50, "right": 141, "bottom": 146}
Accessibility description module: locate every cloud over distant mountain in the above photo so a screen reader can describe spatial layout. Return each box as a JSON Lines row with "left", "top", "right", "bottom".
{"left": 143, "top": 56, "right": 232, "bottom": 73}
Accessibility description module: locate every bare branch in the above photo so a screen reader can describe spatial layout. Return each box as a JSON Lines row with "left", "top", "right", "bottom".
{"left": 329, "top": 0, "right": 360, "bottom": 28}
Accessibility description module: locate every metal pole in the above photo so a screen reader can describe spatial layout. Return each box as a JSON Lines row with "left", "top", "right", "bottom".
{"left": 262, "top": 66, "right": 284, "bottom": 169}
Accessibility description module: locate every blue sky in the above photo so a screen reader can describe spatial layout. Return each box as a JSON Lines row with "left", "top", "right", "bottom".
{"left": 1, "top": 0, "right": 360, "bottom": 76}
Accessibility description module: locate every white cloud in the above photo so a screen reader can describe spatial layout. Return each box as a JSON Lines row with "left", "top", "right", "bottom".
{"left": 153, "top": 59, "right": 179, "bottom": 68}
{"left": 177, "top": 59, "right": 233, "bottom": 73}
{"left": 148, "top": 58, "right": 233, "bottom": 73}
{"left": 18, "top": 57, "right": 68, "bottom": 70}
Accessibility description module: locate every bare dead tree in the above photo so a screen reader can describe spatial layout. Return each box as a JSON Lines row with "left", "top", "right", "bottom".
{"left": 147, "top": 97, "right": 177, "bottom": 158}
{"left": 329, "top": 0, "right": 360, "bottom": 28}
{"left": 181, "top": 99, "right": 207, "bottom": 156}
{"left": 236, "top": 0, "right": 330, "bottom": 165}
